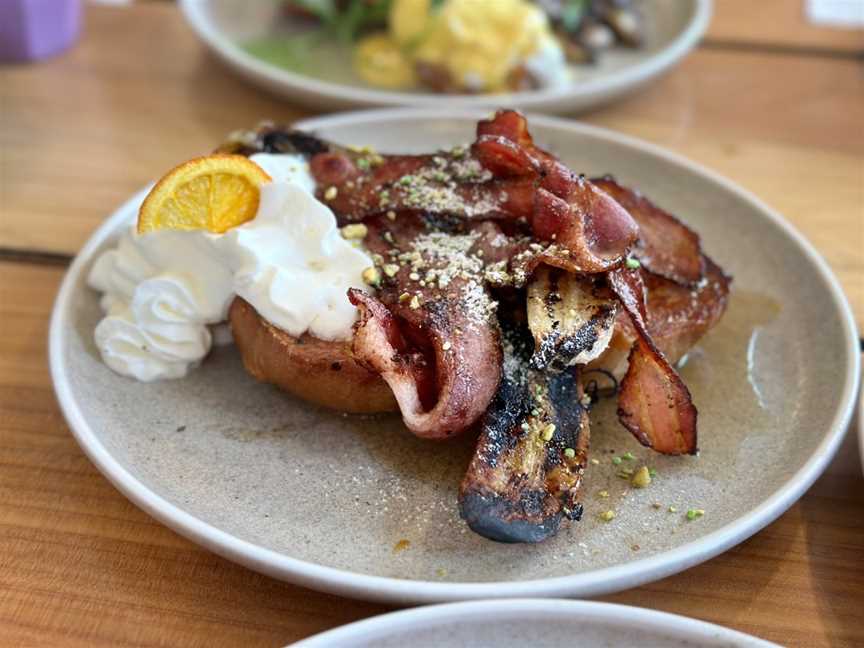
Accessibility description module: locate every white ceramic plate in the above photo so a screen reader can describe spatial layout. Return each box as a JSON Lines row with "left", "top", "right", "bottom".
{"left": 859, "top": 381, "right": 864, "bottom": 475}
{"left": 291, "top": 599, "right": 779, "bottom": 647}
{"left": 178, "top": 0, "right": 711, "bottom": 113}
{"left": 50, "top": 110, "right": 860, "bottom": 604}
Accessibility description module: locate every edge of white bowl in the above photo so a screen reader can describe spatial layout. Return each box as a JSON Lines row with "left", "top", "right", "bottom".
{"left": 177, "top": 0, "right": 712, "bottom": 112}
{"left": 290, "top": 599, "right": 780, "bottom": 647}
{"left": 50, "top": 110, "right": 861, "bottom": 605}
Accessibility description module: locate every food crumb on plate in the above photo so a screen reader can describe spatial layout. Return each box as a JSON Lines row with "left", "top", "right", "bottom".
{"left": 393, "top": 538, "right": 411, "bottom": 552}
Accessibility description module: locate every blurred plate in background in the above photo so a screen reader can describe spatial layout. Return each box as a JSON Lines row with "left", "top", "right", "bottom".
{"left": 179, "top": 0, "right": 711, "bottom": 113}
{"left": 291, "top": 599, "right": 779, "bottom": 647}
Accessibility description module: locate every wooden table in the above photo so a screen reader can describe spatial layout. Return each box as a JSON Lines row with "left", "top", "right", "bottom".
{"left": 1, "top": 2, "right": 862, "bottom": 646}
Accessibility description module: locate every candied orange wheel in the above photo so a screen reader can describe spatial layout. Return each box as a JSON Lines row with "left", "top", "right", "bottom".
{"left": 137, "top": 154, "right": 271, "bottom": 234}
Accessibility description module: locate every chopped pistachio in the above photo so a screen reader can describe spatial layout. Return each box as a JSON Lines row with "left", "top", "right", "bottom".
{"left": 341, "top": 223, "right": 367, "bottom": 239}
{"left": 668, "top": 506, "right": 678, "bottom": 513}
{"left": 409, "top": 295, "right": 421, "bottom": 310}
{"left": 383, "top": 264, "right": 400, "bottom": 277}
{"left": 598, "top": 490, "right": 610, "bottom": 498}
{"left": 648, "top": 468, "right": 657, "bottom": 478}
{"left": 686, "top": 508, "right": 705, "bottom": 521}
{"left": 563, "top": 447, "right": 576, "bottom": 459}
{"left": 621, "top": 451, "right": 635, "bottom": 461}
{"left": 625, "top": 257, "right": 641, "bottom": 269}
{"left": 599, "top": 510, "right": 615, "bottom": 522}
{"left": 612, "top": 456, "right": 622, "bottom": 465}
{"left": 442, "top": 341, "right": 452, "bottom": 351}
{"left": 616, "top": 468, "right": 634, "bottom": 479}
{"left": 361, "top": 266, "right": 381, "bottom": 287}
{"left": 355, "top": 157, "right": 371, "bottom": 171}
{"left": 631, "top": 466, "right": 652, "bottom": 488}
{"left": 398, "top": 292, "right": 410, "bottom": 303}
{"left": 541, "top": 423, "right": 556, "bottom": 441}
{"left": 324, "top": 186, "right": 338, "bottom": 201}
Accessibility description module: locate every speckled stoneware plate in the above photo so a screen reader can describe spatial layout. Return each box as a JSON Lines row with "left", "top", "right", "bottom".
{"left": 178, "top": 0, "right": 710, "bottom": 114}
{"left": 50, "top": 110, "right": 860, "bottom": 604}
{"left": 292, "top": 599, "right": 779, "bottom": 647}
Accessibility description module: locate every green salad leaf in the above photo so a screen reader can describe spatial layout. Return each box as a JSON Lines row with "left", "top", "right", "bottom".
{"left": 560, "top": 0, "right": 589, "bottom": 33}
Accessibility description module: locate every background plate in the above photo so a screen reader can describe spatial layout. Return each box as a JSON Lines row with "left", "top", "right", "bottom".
{"left": 292, "top": 599, "right": 779, "bottom": 647}
{"left": 178, "top": 0, "right": 711, "bottom": 113}
{"left": 50, "top": 110, "right": 860, "bottom": 604}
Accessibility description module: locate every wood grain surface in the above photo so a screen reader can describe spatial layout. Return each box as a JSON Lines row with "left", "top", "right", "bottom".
{"left": 1, "top": 2, "right": 862, "bottom": 647}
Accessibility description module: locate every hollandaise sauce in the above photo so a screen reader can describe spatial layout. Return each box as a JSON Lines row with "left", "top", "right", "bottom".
{"left": 355, "top": 0, "right": 568, "bottom": 92}
{"left": 244, "top": 0, "right": 570, "bottom": 94}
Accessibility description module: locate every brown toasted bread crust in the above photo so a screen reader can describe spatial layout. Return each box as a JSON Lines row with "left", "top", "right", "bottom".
{"left": 229, "top": 297, "right": 398, "bottom": 414}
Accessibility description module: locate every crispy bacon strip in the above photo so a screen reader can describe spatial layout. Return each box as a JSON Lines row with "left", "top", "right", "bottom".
{"left": 587, "top": 254, "right": 731, "bottom": 380}
{"left": 473, "top": 111, "right": 640, "bottom": 272}
{"left": 529, "top": 183, "right": 639, "bottom": 272}
{"left": 346, "top": 214, "right": 503, "bottom": 439}
{"left": 592, "top": 177, "right": 704, "bottom": 286}
{"left": 608, "top": 268, "right": 698, "bottom": 455}
{"left": 310, "top": 150, "right": 537, "bottom": 222}
{"left": 348, "top": 289, "right": 501, "bottom": 439}
{"left": 257, "top": 111, "right": 637, "bottom": 274}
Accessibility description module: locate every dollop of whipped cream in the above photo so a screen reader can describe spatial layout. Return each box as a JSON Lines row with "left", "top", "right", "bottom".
{"left": 87, "top": 153, "right": 373, "bottom": 382}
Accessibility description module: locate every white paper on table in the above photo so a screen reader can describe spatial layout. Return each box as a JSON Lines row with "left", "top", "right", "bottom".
{"left": 806, "top": 0, "right": 864, "bottom": 28}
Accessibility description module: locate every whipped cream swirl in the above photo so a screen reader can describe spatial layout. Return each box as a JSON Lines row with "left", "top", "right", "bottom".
{"left": 88, "top": 153, "right": 373, "bottom": 382}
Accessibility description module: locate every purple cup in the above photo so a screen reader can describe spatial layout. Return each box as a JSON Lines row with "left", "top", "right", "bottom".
{"left": 0, "top": 0, "right": 82, "bottom": 63}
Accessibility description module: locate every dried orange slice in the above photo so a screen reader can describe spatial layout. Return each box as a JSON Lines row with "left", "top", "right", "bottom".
{"left": 137, "top": 154, "right": 271, "bottom": 234}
